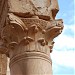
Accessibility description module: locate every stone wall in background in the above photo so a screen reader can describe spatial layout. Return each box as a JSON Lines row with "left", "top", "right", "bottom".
{"left": 0, "top": 54, "right": 7, "bottom": 75}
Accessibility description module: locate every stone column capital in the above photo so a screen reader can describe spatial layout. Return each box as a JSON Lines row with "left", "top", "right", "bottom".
{"left": 0, "top": 13, "right": 63, "bottom": 58}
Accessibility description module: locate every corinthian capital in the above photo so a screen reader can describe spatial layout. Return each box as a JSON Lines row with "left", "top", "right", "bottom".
{"left": 0, "top": 13, "right": 63, "bottom": 58}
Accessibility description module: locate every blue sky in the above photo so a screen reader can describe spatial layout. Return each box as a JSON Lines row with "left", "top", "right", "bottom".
{"left": 51, "top": 0, "right": 75, "bottom": 75}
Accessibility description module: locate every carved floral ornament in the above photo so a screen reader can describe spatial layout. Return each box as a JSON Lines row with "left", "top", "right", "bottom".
{"left": 0, "top": 13, "right": 63, "bottom": 56}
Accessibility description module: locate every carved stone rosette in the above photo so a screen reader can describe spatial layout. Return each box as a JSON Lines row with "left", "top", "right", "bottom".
{"left": 0, "top": 13, "right": 63, "bottom": 75}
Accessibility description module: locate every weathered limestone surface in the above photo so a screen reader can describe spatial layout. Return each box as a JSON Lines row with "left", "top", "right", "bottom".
{"left": 0, "top": 0, "right": 64, "bottom": 75}
{"left": 0, "top": 54, "right": 7, "bottom": 75}
{"left": 8, "top": 0, "right": 59, "bottom": 20}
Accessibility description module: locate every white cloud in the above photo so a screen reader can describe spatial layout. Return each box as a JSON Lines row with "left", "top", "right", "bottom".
{"left": 53, "top": 24, "right": 75, "bottom": 51}
{"left": 51, "top": 24, "right": 75, "bottom": 68}
{"left": 54, "top": 35, "right": 74, "bottom": 50}
{"left": 51, "top": 50, "right": 75, "bottom": 67}
{"left": 63, "top": 24, "right": 74, "bottom": 32}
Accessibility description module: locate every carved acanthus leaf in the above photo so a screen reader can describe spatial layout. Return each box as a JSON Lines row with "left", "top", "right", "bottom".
{"left": 29, "top": 24, "right": 39, "bottom": 33}
{"left": 48, "top": 41, "right": 55, "bottom": 53}
{"left": 8, "top": 42, "right": 18, "bottom": 49}
{"left": 45, "top": 19, "right": 63, "bottom": 41}
{"left": 19, "top": 37, "right": 34, "bottom": 45}
{"left": 38, "top": 38, "right": 48, "bottom": 46}
{"left": 8, "top": 13, "right": 28, "bottom": 31}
